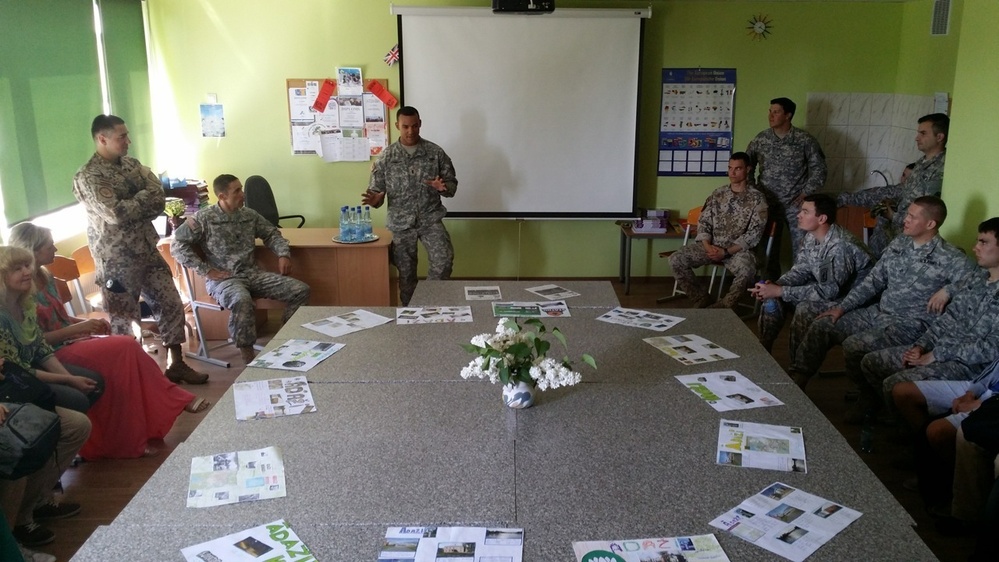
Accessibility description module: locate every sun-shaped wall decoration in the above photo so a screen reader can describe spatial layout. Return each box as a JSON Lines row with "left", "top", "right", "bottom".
{"left": 747, "top": 14, "right": 773, "bottom": 40}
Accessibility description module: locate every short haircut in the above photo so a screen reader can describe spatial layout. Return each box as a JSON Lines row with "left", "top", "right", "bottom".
{"left": 918, "top": 113, "right": 950, "bottom": 141}
{"left": 770, "top": 97, "right": 796, "bottom": 118}
{"left": 212, "top": 174, "right": 239, "bottom": 195}
{"left": 979, "top": 217, "right": 999, "bottom": 239}
{"left": 912, "top": 195, "right": 947, "bottom": 227}
{"left": 729, "top": 151, "right": 751, "bottom": 168}
{"left": 91, "top": 114, "right": 125, "bottom": 138}
{"left": 396, "top": 106, "right": 420, "bottom": 120}
{"left": 803, "top": 194, "right": 837, "bottom": 225}
{"left": 0, "top": 245, "right": 36, "bottom": 307}
{"left": 7, "top": 222, "right": 53, "bottom": 252}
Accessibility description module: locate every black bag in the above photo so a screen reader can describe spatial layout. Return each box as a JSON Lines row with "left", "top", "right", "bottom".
{"left": 961, "top": 394, "right": 999, "bottom": 455}
{"left": 0, "top": 361, "right": 56, "bottom": 411}
{"left": 0, "top": 401, "right": 61, "bottom": 480}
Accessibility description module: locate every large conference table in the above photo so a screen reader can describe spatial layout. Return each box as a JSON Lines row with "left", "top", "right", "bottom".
{"left": 71, "top": 280, "right": 935, "bottom": 561}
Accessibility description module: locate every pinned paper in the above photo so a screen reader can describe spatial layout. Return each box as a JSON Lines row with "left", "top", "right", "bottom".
{"left": 384, "top": 43, "right": 400, "bottom": 66}
{"left": 312, "top": 79, "right": 336, "bottom": 113}
{"left": 366, "top": 80, "right": 398, "bottom": 109}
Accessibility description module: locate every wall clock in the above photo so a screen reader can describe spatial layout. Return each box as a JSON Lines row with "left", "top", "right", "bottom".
{"left": 747, "top": 14, "right": 773, "bottom": 40}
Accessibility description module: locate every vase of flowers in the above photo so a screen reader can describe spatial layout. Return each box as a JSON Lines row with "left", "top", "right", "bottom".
{"left": 165, "top": 197, "right": 187, "bottom": 235}
{"left": 460, "top": 318, "right": 596, "bottom": 409}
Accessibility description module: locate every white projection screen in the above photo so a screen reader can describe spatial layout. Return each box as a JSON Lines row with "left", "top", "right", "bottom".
{"left": 395, "top": 7, "right": 647, "bottom": 218}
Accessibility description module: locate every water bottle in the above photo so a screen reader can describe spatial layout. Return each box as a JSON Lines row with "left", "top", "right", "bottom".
{"left": 338, "top": 206, "right": 350, "bottom": 242}
{"left": 362, "top": 205, "right": 373, "bottom": 240}
{"left": 350, "top": 206, "right": 361, "bottom": 242}
{"left": 859, "top": 413, "right": 874, "bottom": 453}
{"left": 763, "top": 298, "right": 779, "bottom": 315}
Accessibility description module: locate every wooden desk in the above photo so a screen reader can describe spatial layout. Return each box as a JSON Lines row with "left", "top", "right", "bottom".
{"left": 618, "top": 224, "right": 685, "bottom": 295}
{"left": 160, "top": 227, "right": 392, "bottom": 340}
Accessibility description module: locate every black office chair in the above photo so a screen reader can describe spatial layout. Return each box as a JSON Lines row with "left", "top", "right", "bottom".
{"left": 244, "top": 175, "right": 306, "bottom": 228}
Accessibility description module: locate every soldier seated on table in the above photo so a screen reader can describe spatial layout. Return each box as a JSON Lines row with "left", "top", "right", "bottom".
{"left": 171, "top": 174, "right": 311, "bottom": 365}
{"left": 750, "top": 193, "right": 873, "bottom": 354}
{"left": 786, "top": 196, "right": 973, "bottom": 413}
{"left": 668, "top": 151, "right": 768, "bottom": 310}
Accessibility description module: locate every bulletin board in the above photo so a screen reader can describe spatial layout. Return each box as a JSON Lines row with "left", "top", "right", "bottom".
{"left": 658, "top": 68, "right": 736, "bottom": 176}
{"left": 285, "top": 78, "right": 392, "bottom": 160}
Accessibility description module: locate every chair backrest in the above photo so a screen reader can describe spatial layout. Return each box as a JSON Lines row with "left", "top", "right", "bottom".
{"left": 686, "top": 206, "right": 703, "bottom": 225}
{"left": 244, "top": 175, "right": 281, "bottom": 227}
{"left": 71, "top": 245, "right": 96, "bottom": 276}
{"left": 44, "top": 256, "right": 87, "bottom": 315}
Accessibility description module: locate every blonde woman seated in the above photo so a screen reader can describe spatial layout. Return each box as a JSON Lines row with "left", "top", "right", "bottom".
{"left": 6, "top": 226, "right": 210, "bottom": 459}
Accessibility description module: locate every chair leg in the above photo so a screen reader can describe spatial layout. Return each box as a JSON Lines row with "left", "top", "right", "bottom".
{"left": 185, "top": 306, "right": 231, "bottom": 368}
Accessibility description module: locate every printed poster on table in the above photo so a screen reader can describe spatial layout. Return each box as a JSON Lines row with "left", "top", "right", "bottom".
{"left": 464, "top": 285, "right": 502, "bottom": 301}
{"left": 572, "top": 533, "right": 729, "bottom": 562}
{"left": 302, "top": 308, "right": 393, "bottom": 338}
{"left": 181, "top": 519, "right": 313, "bottom": 562}
{"left": 187, "top": 446, "right": 286, "bottom": 508}
{"left": 232, "top": 376, "right": 316, "bottom": 421}
{"left": 675, "top": 371, "right": 783, "bottom": 411}
{"left": 659, "top": 68, "right": 736, "bottom": 177}
{"left": 597, "top": 306, "right": 685, "bottom": 332}
{"left": 492, "top": 300, "right": 571, "bottom": 318}
{"left": 709, "top": 482, "right": 861, "bottom": 562}
{"left": 717, "top": 419, "right": 807, "bottom": 473}
{"left": 644, "top": 334, "right": 738, "bottom": 364}
{"left": 247, "top": 339, "right": 345, "bottom": 372}
{"left": 379, "top": 526, "right": 523, "bottom": 562}
{"left": 525, "top": 283, "right": 580, "bottom": 300}
{"left": 396, "top": 306, "right": 473, "bottom": 324}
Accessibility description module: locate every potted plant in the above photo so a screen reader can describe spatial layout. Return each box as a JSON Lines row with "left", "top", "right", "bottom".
{"left": 165, "top": 197, "right": 187, "bottom": 233}
{"left": 460, "top": 318, "right": 596, "bottom": 408}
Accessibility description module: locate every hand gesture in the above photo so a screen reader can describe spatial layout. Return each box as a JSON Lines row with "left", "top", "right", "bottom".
{"left": 77, "top": 318, "right": 110, "bottom": 336}
{"left": 361, "top": 190, "right": 385, "bottom": 207}
{"left": 424, "top": 176, "right": 448, "bottom": 192}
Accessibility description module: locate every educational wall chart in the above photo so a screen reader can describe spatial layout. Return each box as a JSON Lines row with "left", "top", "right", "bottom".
{"left": 572, "top": 533, "right": 729, "bottom": 562}
{"left": 379, "top": 526, "right": 523, "bottom": 561}
{"left": 181, "top": 519, "right": 313, "bottom": 562}
{"left": 675, "top": 371, "right": 783, "bottom": 411}
{"left": 659, "top": 68, "right": 736, "bottom": 176}
{"left": 187, "top": 446, "right": 286, "bottom": 508}
{"left": 286, "top": 77, "right": 390, "bottom": 159}
{"left": 716, "top": 419, "right": 807, "bottom": 473}
{"left": 232, "top": 376, "right": 317, "bottom": 421}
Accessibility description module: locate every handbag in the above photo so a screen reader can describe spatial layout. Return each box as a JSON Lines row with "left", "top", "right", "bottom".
{"left": 0, "top": 401, "right": 61, "bottom": 480}
{"left": 0, "top": 361, "right": 56, "bottom": 411}
{"left": 960, "top": 394, "right": 999, "bottom": 454}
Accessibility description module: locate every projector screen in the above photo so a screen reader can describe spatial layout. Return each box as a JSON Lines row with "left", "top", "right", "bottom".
{"left": 395, "top": 7, "right": 646, "bottom": 218}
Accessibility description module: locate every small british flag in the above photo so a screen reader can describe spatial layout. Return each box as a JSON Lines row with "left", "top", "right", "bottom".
{"left": 384, "top": 44, "right": 400, "bottom": 66}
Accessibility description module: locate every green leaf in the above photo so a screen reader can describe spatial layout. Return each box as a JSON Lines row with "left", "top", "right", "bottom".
{"left": 535, "top": 339, "right": 550, "bottom": 357}
{"left": 499, "top": 365, "right": 510, "bottom": 384}
{"left": 524, "top": 318, "right": 545, "bottom": 334}
{"left": 503, "top": 318, "right": 520, "bottom": 332}
{"left": 460, "top": 343, "right": 483, "bottom": 353}
{"left": 582, "top": 354, "right": 597, "bottom": 369}
{"left": 552, "top": 327, "right": 567, "bottom": 348}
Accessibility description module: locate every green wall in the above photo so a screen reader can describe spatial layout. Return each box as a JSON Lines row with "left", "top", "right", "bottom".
{"left": 144, "top": 0, "right": 958, "bottom": 278}
{"left": 938, "top": 0, "right": 999, "bottom": 249}
{"left": 895, "top": 0, "right": 963, "bottom": 94}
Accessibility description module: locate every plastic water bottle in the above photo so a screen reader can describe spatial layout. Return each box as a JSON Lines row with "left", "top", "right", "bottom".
{"left": 763, "top": 298, "right": 779, "bottom": 315}
{"left": 362, "top": 206, "right": 373, "bottom": 239}
{"left": 338, "top": 206, "right": 350, "bottom": 242}
{"left": 350, "top": 206, "right": 361, "bottom": 241}
{"left": 859, "top": 414, "right": 874, "bottom": 453}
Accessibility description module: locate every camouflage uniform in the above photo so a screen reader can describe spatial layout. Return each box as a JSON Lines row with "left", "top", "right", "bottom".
{"left": 861, "top": 269, "right": 999, "bottom": 400}
{"left": 72, "top": 153, "right": 187, "bottom": 345}
{"left": 171, "top": 205, "right": 310, "bottom": 348}
{"left": 789, "top": 233, "right": 973, "bottom": 385}
{"left": 746, "top": 125, "right": 827, "bottom": 278}
{"left": 669, "top": 184, "right": 768, "bottom": 307}
{"left": 838, "top": 152, "right": 945, "bottom": 257}
{"left": 368, "top": 139, "right": 457, "bottom": 306}
{"left": 758, "top": 224, "right": 874, "bottom": 354}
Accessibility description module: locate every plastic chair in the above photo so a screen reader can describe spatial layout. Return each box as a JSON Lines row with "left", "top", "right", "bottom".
{"left": 43, "top": 256, "right": 91, "bottom": 317}
{"left": 69, "top": 245, "right": 102, "bottom": 313}
{"left": 244, "top": 175, "right": 305, "bottom": 228}
{"left": 656, "top": 206, "right": 723, "bottom": 302}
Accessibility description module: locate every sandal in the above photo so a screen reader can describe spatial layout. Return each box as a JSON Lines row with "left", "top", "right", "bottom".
{"left": 184, "top": 397, "right": 211, "bottom": 414}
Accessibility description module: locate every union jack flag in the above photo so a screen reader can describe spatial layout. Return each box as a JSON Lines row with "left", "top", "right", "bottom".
{"left": 384, "top": 44, "right": 400, "bottom": 66}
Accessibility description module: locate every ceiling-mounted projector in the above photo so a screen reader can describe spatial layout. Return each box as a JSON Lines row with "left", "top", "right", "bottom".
{"left": 492, "top": 0, "right": 554, "bottom": 14}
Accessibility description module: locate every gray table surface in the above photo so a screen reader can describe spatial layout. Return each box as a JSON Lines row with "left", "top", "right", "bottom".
{"left": 410, "top": 280, "right": 621, "bottom": 308}
{"left": 72, "top": 305, "right": 936, "bottom": 561}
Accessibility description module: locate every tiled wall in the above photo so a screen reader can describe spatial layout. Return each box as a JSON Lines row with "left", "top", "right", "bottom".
{"left": 805, "top": 92, "right": 936, "bottom": 193}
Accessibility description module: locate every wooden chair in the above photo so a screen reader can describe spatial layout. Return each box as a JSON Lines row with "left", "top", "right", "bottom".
{"left": 43, "top": 256, "right": 91, "bottom": 317}
{"left": 70, "top": 245, "right": 102, "bottom": 313}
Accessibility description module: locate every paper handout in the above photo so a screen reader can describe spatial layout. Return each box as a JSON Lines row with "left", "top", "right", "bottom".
{"left": 247, "top": 339, "right": 344, "bottom": 372}
{"left": 181, "top": 519, "right": 313, "bottom": 561}
{"left": 526, "top": 283, "right": 580, "bottom": 300}
{"left": 464, "top": 285, "right": 502, "bottom": 300}
{"left": 645, "top": 334, "right": 738, "bottom": 364}
{"left": 233, "top": 376, "right": 316, "bottom": 421}
{"left": 302, "top": 308, "right": 392, "bottom": 338}
{"left": 597, "top": 306, "right": 685, "bottom": 331}
{"left": 675, "top": 371, "right": 783, "bottom": 411}
{"left": 187, "top": 446, "right": 286, "bottom": 508}
{"left": 717, "top": 419, "right": 806, "bottom": 473}
{"left": 396, "top": 306, "right": 473, "bottom": 324}
{"left": 573, "top": 533, "right": 730, "bottom": 562}
{"left": 379, "top": 526, "right": 523, "bottom": 561}
{"left": 491, "top": 300, "right": 571, "bottom": 318}
{"left": 709, "top": 482, "right": 861, "bottom": 562}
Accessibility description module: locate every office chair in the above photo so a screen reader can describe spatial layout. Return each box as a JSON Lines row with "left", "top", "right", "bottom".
{"left": 244, "top": 175, "right": 306, "bottom": 228}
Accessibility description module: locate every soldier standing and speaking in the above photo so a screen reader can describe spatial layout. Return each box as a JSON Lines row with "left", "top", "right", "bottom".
{"left": 747, "top": 97, "right": 827, "bottom": 280}
{"left": 172, "top": 174, "right": 310, "bottom": 365}
{"left": 73, "top": 114, "right": 208, "bottom": 384}
{"left": 362, "top": 106, "right": 457, "bottom": 306}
